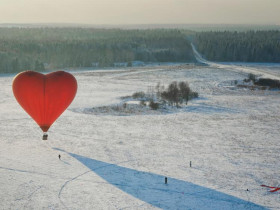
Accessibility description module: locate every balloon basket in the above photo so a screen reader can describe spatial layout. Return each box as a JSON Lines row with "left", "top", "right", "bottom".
{"left": 42, "top": 133, "right": 48, "bottom": 140}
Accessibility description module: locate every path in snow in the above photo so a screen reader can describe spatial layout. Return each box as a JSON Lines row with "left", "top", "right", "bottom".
{"left": 191, "top": 43, "right": 280, "bottom": 80}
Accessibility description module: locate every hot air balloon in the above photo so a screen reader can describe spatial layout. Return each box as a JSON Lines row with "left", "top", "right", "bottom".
{"left": 12, "top": 71, "right": 77, "bottom": 140}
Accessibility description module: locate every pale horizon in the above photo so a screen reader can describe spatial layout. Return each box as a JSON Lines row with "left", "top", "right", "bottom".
{"left": 0, "top": 0, "right": 279, "bottom": 25}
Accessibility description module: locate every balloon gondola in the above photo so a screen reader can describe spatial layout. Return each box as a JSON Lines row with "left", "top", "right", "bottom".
{"left": 42, "top": 133, "right": 48, "bottom": 140}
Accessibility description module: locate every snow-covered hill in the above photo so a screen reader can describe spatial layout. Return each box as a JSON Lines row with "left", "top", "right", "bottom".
{"left": 1, "top": 62, "right": 280, "bottom": 209}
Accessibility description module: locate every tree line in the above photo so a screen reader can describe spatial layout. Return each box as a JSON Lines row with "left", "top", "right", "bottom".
{"left": 194, "top": 30, "right": 280, "bottom": 62}
{"left": 1, "top": 28, "right": 279, "bottom": 74}
{"left": 0, "top": 28, "right": 195, "bottom": 73}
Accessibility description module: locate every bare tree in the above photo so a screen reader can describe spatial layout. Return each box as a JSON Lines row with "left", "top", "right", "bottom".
{"left": 179, "top": 81, "right": 191, "bottom": 104}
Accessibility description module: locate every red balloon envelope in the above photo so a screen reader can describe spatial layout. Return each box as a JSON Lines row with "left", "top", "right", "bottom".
{"left": 12, "top": 71, "right": 77, "bottom": 132}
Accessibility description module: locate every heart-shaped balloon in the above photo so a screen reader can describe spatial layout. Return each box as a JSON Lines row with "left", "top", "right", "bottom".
{"left": 12, "top": 71, "right": 77, "bottom": 132}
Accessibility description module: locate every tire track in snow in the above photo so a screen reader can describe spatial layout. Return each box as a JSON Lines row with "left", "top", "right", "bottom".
{"left": 58, "top": 170, "right": 91, "bottom": 210}
{"left": 107, "top": 67, "right": 170, "bottom": 79}
{"left": 0, "top": 166, "right": 52, "bottom": 177}
{"left": 57, "top": 157, "right": 137, "bottom": 209}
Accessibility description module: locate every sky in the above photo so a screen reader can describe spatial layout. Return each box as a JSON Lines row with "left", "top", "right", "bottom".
{"left": 0, "top": 0, "right": 279, "bottom": 25}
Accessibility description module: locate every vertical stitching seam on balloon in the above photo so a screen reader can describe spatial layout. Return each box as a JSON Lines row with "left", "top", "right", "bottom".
{"left": 43, "top": 76, "right": 46, "bottom": 132}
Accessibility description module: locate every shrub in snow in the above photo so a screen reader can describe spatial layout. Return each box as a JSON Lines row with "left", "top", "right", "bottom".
{"left": 248, "top": 73, "right": 257, "bottom": 82}
{"left": 140, "top": 100, "right": 146, "bottom": 106}
{"left": 149, "top": 100, "right": 159, "bottom": 110}
{"left": 132, "top": 91, "right": 145, "bottom": 99}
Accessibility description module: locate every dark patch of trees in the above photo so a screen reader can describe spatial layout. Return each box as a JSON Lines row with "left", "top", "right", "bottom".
{"left": 242, "top": 73, "right": 280, "bottom": 89}
{"left": 0, "top": 28, "right": 195, "bottom": 73}
{"left": 132, "top": 81, "right": 198, "bottom": 109}
{"left": 195, "top": 31, "right": 280, "bottom": 62}
{"left": 255, "top": 78, "right": 280, "bottom": 89}
{"left": 161, "top": 81, "right": 198, "bottom": 107}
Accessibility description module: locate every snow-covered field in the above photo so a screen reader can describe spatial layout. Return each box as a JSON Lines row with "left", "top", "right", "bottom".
{"left": 1, "top": 61, "right": 280, "bottom": 209}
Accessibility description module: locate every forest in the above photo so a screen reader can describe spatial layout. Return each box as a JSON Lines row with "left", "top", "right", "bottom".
{"left": 0, "top": 28, "right": 279, "bottom": 74}
{"left": 0, "top": 28, "right": 195, "bottom": 73}
{"left": 194, "top": 31, "right": 280, "bottom": 62}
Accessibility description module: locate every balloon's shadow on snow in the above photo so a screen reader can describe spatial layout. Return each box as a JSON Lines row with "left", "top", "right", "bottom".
{"left": 54, "top": 148, "right": 265, "bottom": 209}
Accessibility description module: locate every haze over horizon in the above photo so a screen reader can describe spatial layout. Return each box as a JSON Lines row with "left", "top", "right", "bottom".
{"left": 0, "top": 0, "right": 279, "bottom": 26}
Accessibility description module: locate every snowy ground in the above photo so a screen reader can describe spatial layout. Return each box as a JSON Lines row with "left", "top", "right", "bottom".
{"left": 1, "top": 61, "right": 280, "bottom": 209}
